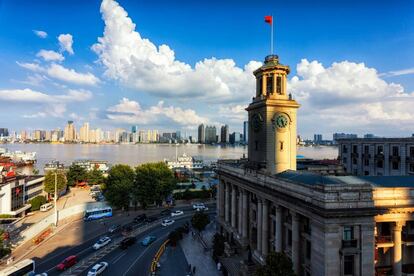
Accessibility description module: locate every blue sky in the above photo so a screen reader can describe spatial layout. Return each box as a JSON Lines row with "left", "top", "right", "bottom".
{"left": 0, "top": 0, "right": 413, "bottom": 139}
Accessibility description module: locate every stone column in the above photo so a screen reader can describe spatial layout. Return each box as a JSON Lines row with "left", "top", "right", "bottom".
{"left": 238, "top": 189, "right": 243, "bottom": 235}
{"left": 231, "top": 185, "right": 237, "bottom": 228}
{"left": 242, "top": 190, "right": 249, "bottom": 239}
{"left": 225, "top": 182, "right": 230, "bottom": 223}
{"left": 257, "top": 198, "right": 263, "bottom": 253}
{"left": 262, "top": 199, "right": 269, "bottom": 256}
{"left": 291, "top": 212, "right": 300, "bottom": 274}
{"left": 275, "top": 206, "right": 282, "bottom": 252}
{"left": 393, "top": 221, "right": 404, "bottom": 276}
{"left": 218, "top": 181, "right": 225, "bottom": 219}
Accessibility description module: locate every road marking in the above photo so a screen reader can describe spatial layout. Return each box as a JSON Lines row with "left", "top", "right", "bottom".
{"left": 111, "top": 252, "right": 127, "bottom": 264}
{"left": 122, "top": 233, "right": 169, "bottom": 276}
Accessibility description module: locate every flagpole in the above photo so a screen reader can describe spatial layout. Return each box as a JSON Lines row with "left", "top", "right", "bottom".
{"left": 271, "top": 16, "right": 273, "bottom": 54}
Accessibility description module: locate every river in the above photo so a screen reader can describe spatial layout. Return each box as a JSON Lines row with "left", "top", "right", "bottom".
{"left": 1, "top": 143, "right": 338, "bottom": 172}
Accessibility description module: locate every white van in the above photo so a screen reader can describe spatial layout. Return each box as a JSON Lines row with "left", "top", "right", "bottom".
{"left": 40, "top": 202, "right": 53, "bottom": 212}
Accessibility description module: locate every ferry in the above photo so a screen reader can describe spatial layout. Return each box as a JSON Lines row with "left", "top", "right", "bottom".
{"left": 165, "top": 153, "right": 204, "bottom": 170}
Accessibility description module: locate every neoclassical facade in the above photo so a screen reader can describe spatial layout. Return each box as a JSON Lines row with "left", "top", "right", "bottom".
{"left": 216, "top": 55, "right": 414, "bottom": 276}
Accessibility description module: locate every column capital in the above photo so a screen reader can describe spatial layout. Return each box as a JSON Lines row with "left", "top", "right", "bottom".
{"left": 393, "top": 221, "right": 405, "bottom": 232}
{"left": 291, "top": 211, "right": 300, "bottom": 222}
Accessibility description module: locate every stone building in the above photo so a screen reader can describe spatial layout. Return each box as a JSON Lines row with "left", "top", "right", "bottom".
{"left": 216, "top": 55, "right": 414, "bottom": 276}
{"left": 338, "top": 138, "right": 414, "bottom": 176}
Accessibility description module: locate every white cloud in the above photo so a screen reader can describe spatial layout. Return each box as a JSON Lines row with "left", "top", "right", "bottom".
{"left": 0, "top": 88, "right": 92, "bottom": 118}
{"left": 16, "top": 62, "right": 44, "bottom": 72}
{"left": 47, "top": 64, "right": 100, "bottom": 86}
{"left": 58, "top": 34, "right": 74, "bottom": 55}
{"left": 106, "top": 98, "right": 207, "bottom": 127}
{"left": 33, "top": 30, "right": 47, "bottom": 39}
{"left": 36, "top": 50, "right": 65, "bottom": 62}
{"left": 289, "top": 59, "right": 414, "bottom": 137}
{"left": 92, "top": 0, "right": 261, "bottom": 102}
{"left": 385, "top": 67, "right": 414, "bottom": 77}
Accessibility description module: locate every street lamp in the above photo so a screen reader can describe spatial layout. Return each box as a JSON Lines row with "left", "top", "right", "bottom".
{"left": 54, "top": 170, "right": 58, "bottom": 227}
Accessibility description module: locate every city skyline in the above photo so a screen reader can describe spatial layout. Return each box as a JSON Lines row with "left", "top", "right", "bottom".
{"left": 0, "top": 0, "right": 413, "bottom": 138}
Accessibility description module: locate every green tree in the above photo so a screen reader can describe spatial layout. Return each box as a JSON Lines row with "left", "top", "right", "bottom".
{"left": 134, "top": 162, "right": 176, "bottom": 209}
{"left": 105, "top": 164, "right": 135, "bottom": 209}
{"left": 255, "top": 251, "right": 296, "bottom": 276}
{"left": 66, "top": 164, "right": 88, "bottom": 186}
{"left": 87, "top": 168, "right": 104, "bottom": 186}
{"left": 191, "top": 212, "right": 210, "bottom": 232}
{"left": 28, "top": 195, "right": 47, "bottom": 211}
{"left": 212, "top": 233, "right": 225, "bottom": 257}
{"left": 44, "top": 171, "right": 67, "bottom": 195}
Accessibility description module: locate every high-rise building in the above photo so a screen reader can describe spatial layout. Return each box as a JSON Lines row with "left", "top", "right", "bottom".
{"left": 0, "top": 128, "right": 9, "bottom": 137}
{"left": 314, "top": 134, "right": 323, "bottom": 144}
{"left": 198, "top": 124, "right": 205, "bottom": 143}
{"left": 80, "top": 122, "right": 90, "bottom": 142}
{"left": 220, "top": 125, "right": 229, "bottom": 143}
{"left": 243, "top": 121, "right": 248, "bottom": 143}
{"left": 131, "top": 125, "right": 138, "bottom": 133}
{"left": 64, "top": 121, "right": 76, "bottom": 142}
{"left": 229, "top": 132, "right": 241, "bottom": 144}
{"left": 205, "top": 126, "right": 217, "bottom": 144}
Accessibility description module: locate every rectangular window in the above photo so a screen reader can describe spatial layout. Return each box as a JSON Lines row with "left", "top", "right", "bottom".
{"left": 364, "top": 171, "right": 369, "bottom": 176}
{"left": 392, "top": 146, "right": 399, "bottom": 156}
{"left": 364, "top": 145, "right": 369, "bottom": 154}
{"left": 377, "top": 160, "right": 383, "bottom": 168}
{"left": 344, "top": 255, "right": 354, "bottom": 275}
{"left": 343, "top": 226, "right": 354, "bottom": 240}
{"left": 352, "top": 145, "right": 357, "bottom": 153}
{"left": 343, "top": 145, "right": 348, "bottom": 153}
{"left": 377, "top": 145, "right": 384, "bottom": 155}
{"left": 266, "top": 75, "right": 273, "bottom": 95}
{"left": 306, "top": 240, "right": 311, "bottom": 260}
{"left": 410, "top": 147, "right": 414, "bottom": 157}
{"left": 410, "top": 164, "right": 414, "bottom": 172}
{"left": 276, "top": 76, "right": 282, "bottom": 94}
{"left": 343, "top": 157, "right": 347, "bottom": 164}
{"left": 364, "top": 159, "right": 369, "bottom": 166}
{"left": 392, "top": 161, "right": 399, "bottom": 170}
{"left": 288, "top": 229, "right": 292, "bottom": 247}
{"left": 352, "top": 158, "right": 357, "bottom": 165}
{"left": 257, "top": 77, "right": 262, "bottom": 97}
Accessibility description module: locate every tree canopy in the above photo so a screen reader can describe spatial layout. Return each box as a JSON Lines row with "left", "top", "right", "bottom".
{"left": 191, "top": 212, "right": 210, "bottom": 232}
{"left": 255, "top": 251, "right": 296, "bottom": 276}
{"left": 87, "top": 168, "right": 104, "bottom": 186}
{"left": 66, "top": 164, "right": 88, "bottom": 186}
{"left": 44, "top": 171, "right": 67, "bottom": 195}
{"left": 133, "top": 162, "right": 176, "bottom": 209}
{"left": 104, "top": 164, "right": 135, "bottom": 209}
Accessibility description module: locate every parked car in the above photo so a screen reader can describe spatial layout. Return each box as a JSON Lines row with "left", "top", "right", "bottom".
{"left": 140, "top": 235, "right": 156, "bottom": 246}
{"left": 134, "top": 214, "right": 147, "bottom": 223}
{"left": 145, "top": 216, "right": 157, "bottom": 223}
{"left": 196, "top": 206, "right": 209, "bottom": 212}
{"left": 34, "top": 274, "right": 48, "bottom": 276}
{"left": 93, "top": 236, "right": 111, "bottom": 250}
{"left": 56, "top": 255, "right": 77, "bottom": 271}
{"left": 40, "top": 203, "right": 53, "bottom": 212}
{"left": 161, "top": 219, "right": 175, "bottom": 227}
{"left": 122, "top": 224, "right": 133, "bottom": 233}
{"left": 87, "top": 261, "right": 108, "bottom": 276}
{"left": 171, "top": 210, "right": 184, "bottom": 217}
{"left": 108, "top": 224, "right": 121, "bottom": 233}
{"left": 120, "top": 237, "right": 137, "bottom": 249}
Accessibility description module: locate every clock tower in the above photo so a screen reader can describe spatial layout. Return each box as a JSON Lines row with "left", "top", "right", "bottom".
{"left": 246, "top": 54, "right": 300, "bottom": 174}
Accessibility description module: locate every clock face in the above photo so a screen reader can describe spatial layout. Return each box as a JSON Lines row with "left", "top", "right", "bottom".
{"left": 251, "top": 113, "right": 264, "bottom": 132}
{"left": 275, "top": 114, "right": 289, "bottom": 129}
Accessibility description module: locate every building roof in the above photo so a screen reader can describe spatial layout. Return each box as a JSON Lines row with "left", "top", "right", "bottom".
{"left": 337, "top": 137, "right": 414, "bottom": 143}
{"left": 277, "top": 170, "right": 414, "bottom": 188}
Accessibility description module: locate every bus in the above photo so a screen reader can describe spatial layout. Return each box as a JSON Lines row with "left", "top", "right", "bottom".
{"left": 0, "top": 259, "right": 35, "bottom": 276}
{"left": 84, "top": 206, "right": 112, "bottom": 221}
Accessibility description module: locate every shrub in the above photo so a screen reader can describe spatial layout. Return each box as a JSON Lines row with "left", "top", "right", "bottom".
{"left": 29, "top": 195, "right": 47, "bottom": 211}
{"left": 191, "top": 212, "right": 210, "bottom": 232}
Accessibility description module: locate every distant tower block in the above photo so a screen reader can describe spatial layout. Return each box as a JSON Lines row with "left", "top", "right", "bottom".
{"left": 246, "top": 55, "right": 300, "bottom": 174}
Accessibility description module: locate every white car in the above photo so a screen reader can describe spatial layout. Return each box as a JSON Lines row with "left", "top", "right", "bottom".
{"left": 161, "top": 219, "right": 175, "bottom": 227}
{"left": 171, "top": 210, "right": 184, "bottom": 217}
{"left": 196, "top": 206, "right": 209, "bottom": 212}
{"left": 192, "top": 203, "right": 206, "bottom": 210}
{"left": 92, "top": 236, "right": 111, "bottom": 250}
{"left": 87, "top": 262, "right": 108, "bottom": 276}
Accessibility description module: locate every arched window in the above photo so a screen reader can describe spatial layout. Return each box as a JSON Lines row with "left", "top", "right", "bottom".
{"left": 276, "top": 75, "right": 282, "bottom": 94}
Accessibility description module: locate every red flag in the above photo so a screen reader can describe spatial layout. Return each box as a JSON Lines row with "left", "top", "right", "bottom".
{"left": 264, "top": 15, "right": 272, "bottom": 25}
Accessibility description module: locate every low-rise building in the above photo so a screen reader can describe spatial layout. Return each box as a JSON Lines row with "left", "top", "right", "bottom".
{"left": 338, "top": 137, "right": 414, "bottom": 176}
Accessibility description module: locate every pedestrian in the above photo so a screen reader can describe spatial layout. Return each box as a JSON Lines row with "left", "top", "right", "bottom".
{"left": 193, "top": 266, "right": 196, "bottom": 274}
{"left": 217, "top": 262, "right": 221, "bottom": 271}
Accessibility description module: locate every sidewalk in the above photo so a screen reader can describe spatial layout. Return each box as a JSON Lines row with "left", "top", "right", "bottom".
{"left": 180, "top": 222, "right": 221, "bottom": 276}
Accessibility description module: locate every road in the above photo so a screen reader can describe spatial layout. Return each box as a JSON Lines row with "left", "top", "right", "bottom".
{"left": 32, "top": 204, "right": 215, "bottom": 276}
